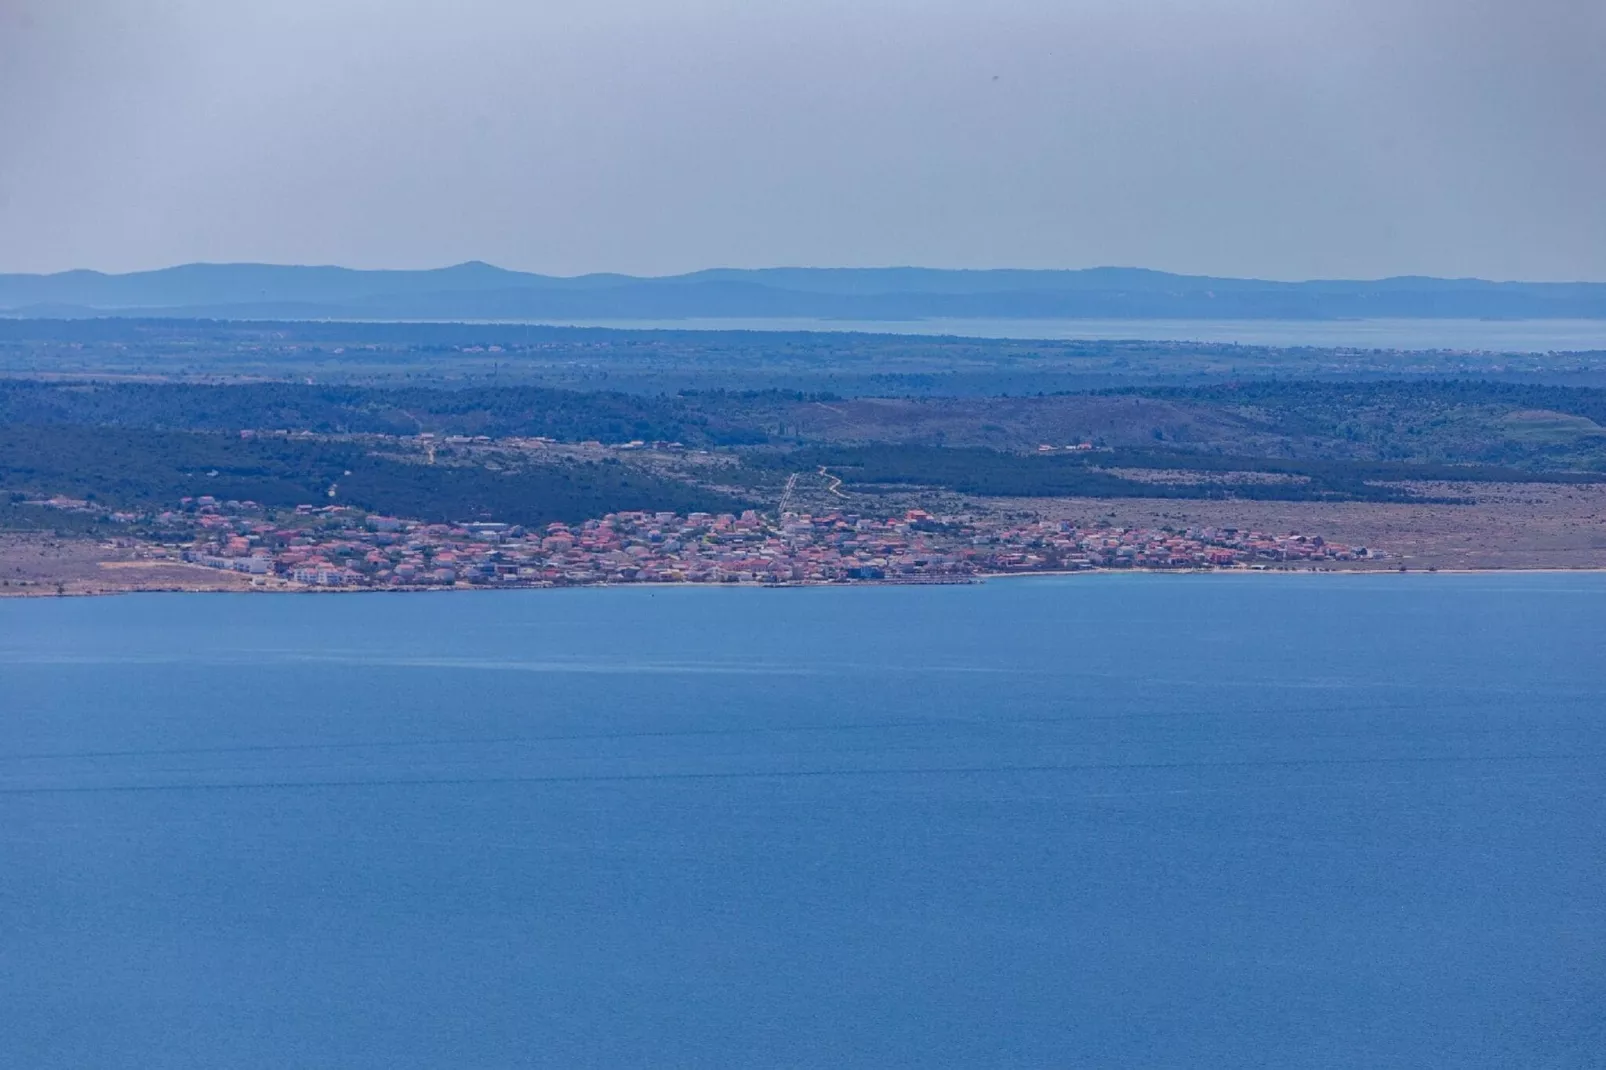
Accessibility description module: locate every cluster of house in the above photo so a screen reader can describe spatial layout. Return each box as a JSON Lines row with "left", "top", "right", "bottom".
{"left": 165, "top": 497, "right": 1384, "bottom": 588}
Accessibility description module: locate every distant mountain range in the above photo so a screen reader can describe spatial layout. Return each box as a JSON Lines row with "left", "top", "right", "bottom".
{"left": 4, "top": 263, "right": 1606, "bottom": 321}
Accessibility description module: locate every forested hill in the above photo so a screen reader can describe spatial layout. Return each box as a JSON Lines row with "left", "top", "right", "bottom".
{"left": 0, "top": 380, "right": 768, "bottom": 447}
{"left": 4, "top": 263, "right": 1605, "bottom": 320}
{"left": 0, "top": 424, "right": 746, "bottom": 526}
{"left": 5, "top": 377, "right": 1606, "bottom": 471}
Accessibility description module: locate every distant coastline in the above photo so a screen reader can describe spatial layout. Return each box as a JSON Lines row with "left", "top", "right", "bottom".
{"left": 7, "top": 262, "right": 1606, "bottom": 327}
{"left": 251, "top": 317, "right": 1606, "bottom": 352}
{"left": 11, "top": 561, "right": 1597, "bottom": 601}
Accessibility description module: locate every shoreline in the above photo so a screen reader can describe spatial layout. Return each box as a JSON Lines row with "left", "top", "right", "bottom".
{"left": 8, "top": 562, "right": 1606, "bottom": 599}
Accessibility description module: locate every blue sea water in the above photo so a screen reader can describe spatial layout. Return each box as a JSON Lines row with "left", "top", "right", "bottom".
{"left": 494, "top": 316, "right": 1606, "bottom": 352}
{"left": 2, "top": 574, "right": 1603, "bottom": 1069}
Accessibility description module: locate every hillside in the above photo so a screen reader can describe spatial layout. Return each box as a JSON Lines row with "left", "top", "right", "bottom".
{"left": 5, "top": 264, "right": 1606, "bottom": 321}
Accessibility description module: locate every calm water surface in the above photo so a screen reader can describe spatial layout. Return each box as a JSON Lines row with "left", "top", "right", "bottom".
{"left": 2, "top": 574, "right": 1603, "bottom": 1068}
{"left": 484, "top": 316, "right": 1606, "bottom": 351}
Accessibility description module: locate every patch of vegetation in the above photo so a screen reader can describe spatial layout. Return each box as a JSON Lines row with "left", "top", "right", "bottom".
{"left": 1116, "top": 380, "right": 1606, "bottom": 470}
{"left": 1498, "top": 410, "right": 1606, "bottom": 444}
{"left": 0, "top": 495, "right": 114, "bottom": 535}
{"left": 0, "top": 425, "right": 748, "bottom": 526}
{"left": 745, "top": 443, "right": 1604, "bottom": 503}
{"left": 0, "top": 380, "right": 763, "bottom": 446}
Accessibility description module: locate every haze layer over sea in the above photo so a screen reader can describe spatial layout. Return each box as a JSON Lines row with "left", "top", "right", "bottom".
{"left": 4, "top": 575, "right": 1602, "bottom": 1068}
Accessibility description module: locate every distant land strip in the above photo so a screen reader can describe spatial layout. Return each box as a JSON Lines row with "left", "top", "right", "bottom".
{"left": 5, "top": 263, "right": 1606, "bottom": 321}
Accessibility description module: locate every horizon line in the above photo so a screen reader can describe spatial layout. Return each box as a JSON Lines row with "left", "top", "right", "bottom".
{"left": 4, "top": 261, "right": 1605, "bottom": 287}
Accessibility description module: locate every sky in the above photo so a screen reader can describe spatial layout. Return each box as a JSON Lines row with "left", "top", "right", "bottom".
{"left": 1, "top": 0, "right": 1603, "bottom": 280}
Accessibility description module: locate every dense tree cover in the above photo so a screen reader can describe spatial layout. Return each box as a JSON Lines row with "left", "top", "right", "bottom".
{"left": 1115, "top": 380, "right": 1606, "bottom": 469}
{"left": 0, "top": 426, "right": 746, "bottom": 526}
{"left": 0, "top": 380, "right": 772, "bottom": 446}
{"left": 5, "top": 378, "right": 1605, "bottom": 521}
{"left": 13, "top": 378, "right": 1606, "bottom": 466}
{"left": 1102, "top": 446, "right": 1599, "bottom": 484}
{"left": 747, "top": 444, "right": 1600, "bottom": 502}
{"left": 1123, "top": 380, "right": 1606, "bottom": 424}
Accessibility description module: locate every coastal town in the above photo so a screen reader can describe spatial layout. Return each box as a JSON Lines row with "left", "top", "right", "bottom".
{"left": 79, "top": 495, "right": 1389, "bottom": 590}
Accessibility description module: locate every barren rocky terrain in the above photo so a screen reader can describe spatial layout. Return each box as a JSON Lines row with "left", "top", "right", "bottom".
{"left": 0, "top": 536, "right": 262, "bottom": 596}
{"left": 1004, "top": 482, "right": 1606, "bottom": 570}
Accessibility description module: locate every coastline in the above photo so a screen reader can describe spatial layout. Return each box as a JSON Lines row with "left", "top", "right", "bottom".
{"left": 10, "top": 562, "right": 1606, "bottom": 599}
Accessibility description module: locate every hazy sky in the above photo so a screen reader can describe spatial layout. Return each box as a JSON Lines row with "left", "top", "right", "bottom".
{"left": 2, "top": 0, "right": 1603, "bottom": 279}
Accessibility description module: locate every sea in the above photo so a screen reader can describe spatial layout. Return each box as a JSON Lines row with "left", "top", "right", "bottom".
{"left": 496, "top": 317, "right": 1606, "bottom": 352}
{"left": 3, "top": 574, "right": 1603, "bottom": 1069}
